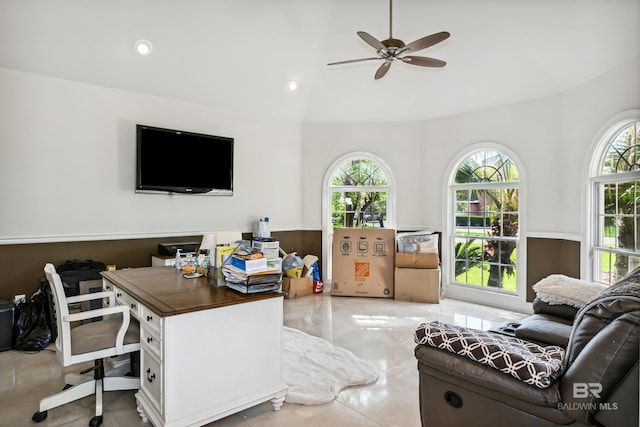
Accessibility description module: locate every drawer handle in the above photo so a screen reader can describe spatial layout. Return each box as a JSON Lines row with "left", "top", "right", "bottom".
{"left": 146, "top": 315, "right": 153, "bottom": 322}
{"left": 130, "top": 303, "right": 137, "bottom": 309}
{"left": 146, "top": 368, "right": 156, "bottom": 383}
{"left": 146, "top": 337, "right": 153, "bottom": 343}
{"left": 116, "top": 292, "right": 122, "bottom": 297}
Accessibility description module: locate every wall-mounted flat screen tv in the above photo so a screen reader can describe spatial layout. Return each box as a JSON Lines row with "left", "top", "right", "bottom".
{"left": 136, "top": 124, "right": 234, "bottom": 195}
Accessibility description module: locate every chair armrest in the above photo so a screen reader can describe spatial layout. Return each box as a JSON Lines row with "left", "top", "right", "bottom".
{"left": 63, "top": 304, "right": 133, "bottom": 353}
{"left": 67, "top": 291, "right": 115, "bottom": 307}
{"left": 63, "top": 304, "right": 128, "bottom": 323}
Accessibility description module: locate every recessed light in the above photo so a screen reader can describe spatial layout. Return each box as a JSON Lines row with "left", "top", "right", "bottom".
{"left": 285, "top": 80, "right": 298, "bottom": 92}
{"left": 135, "top": 39, "right": 152, "bottom": 55}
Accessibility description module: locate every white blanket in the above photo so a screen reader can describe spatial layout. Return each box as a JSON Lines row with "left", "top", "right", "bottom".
{"left": 532, "top": 274, "right": 607, "bottom": 308}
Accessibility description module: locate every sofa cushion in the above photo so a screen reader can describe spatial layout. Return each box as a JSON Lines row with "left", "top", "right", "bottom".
{"left": 414, "top": 321, "right": 565, "bottom": 389}
{"left": 532, "top": 297, "right": 578, "bottom": 321}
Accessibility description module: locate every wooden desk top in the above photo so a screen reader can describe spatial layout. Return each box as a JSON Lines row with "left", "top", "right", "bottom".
{"left": 102, "top": 266, "right": 283, "bottom": 317}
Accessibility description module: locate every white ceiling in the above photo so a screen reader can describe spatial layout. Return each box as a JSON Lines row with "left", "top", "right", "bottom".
{"left": 1, "top": 0, "right": 639, "bottom": 123}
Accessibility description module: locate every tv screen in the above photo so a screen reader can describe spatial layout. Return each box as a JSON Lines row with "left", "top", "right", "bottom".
{"left": 136, "top": 124, "right": 234, "bottom": 195}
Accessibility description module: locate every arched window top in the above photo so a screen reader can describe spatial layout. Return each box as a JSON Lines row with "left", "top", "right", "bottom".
{"left": 454, "top": 149, "right": 520, "bottom": 184}
{"left": 600, "top": 121, "right": 640, "bottom": 175}
{"left": 330, "top": 158, "right": 389, "bottom": 187}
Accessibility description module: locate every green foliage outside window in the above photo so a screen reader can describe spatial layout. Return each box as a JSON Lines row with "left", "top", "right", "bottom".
{"left": 453, "top": 150, "right": 520, "bottom": 290}
{"left": 596, "top": 121, "right": 640, "bottom": 283}
{"left": 330, "top": 159, "right": 388, "bottom": 228}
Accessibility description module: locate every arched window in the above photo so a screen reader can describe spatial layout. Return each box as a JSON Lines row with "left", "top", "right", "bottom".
{"left": 590, "top": 118, "right": 640, "bottom": 285}
{"left": 450, "top": 148, "right": 521, "bottom": 292}
{"left": 322, "top": 152, "right": 395, "bottom": 280}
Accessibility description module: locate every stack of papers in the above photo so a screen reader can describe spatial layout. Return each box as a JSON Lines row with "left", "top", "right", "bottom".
{"left": 222, "top": 264, "right": 282, "bottom": 294}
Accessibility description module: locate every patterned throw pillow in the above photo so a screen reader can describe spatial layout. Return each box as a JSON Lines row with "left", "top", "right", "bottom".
{"left": 414, "top": 321, "right": 565, "bottom": 389}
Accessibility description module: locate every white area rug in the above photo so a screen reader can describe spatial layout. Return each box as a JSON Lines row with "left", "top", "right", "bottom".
{"left": 282, "top": 326, "right": 379, "bottom": 405}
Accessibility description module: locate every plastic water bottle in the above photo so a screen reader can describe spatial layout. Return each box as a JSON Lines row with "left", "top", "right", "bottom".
{"left": 261, "top": 217, "right": 271, "bottom": 239}
{"left": 174, "top": 249, "right": 183, "bottom": 270}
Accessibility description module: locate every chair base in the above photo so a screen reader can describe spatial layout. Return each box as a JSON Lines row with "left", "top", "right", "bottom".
{"left": 33, "top": 359, "right": 140, "bottom": 425}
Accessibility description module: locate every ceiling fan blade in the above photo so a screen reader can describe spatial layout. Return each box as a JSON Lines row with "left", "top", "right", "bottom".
{"left": 327, "top": 57, "right": 381, "bottom": 66}
{"left": 357, "top": 31, "right": 386, "bottom": 51}
{"left": 374, "top": 61, "right": 392, "bottom": 80}
{"left": 401, "top": 56, "right": 446, "bottom": 68}
{"left": 401, "top": 31, "right": 450, "bottom": 54}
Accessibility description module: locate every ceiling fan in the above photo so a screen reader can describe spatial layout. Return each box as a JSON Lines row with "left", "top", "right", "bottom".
{"left": 328, "top": 0, "right": 450, "bottom": 80}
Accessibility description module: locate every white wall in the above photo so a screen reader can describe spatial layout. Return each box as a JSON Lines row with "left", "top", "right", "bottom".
{"left": 301, "top": 57, "right": 640, "bottom": 236}
{"left": 0, "top": 68, "right": 302, "bottom": 242}
{"left": 300, "top": 121, "right": 423, "bottom": 229}
{"left": 2, "top": 57, "right": 638, "bottom": 243}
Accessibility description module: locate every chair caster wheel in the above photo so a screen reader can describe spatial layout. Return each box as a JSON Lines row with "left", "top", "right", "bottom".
{"left": 32, "top": 411, "right": 48, "bottom": 422}
{"left": 89, "top": 415, "right": 103, "bottom": 427}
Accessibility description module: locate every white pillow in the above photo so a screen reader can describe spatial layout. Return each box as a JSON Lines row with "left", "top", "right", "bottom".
{"left": 532, "top": 275, "right": 607, "bottom": 308}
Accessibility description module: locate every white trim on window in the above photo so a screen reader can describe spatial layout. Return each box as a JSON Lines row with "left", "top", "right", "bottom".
{"left": 321, "top": 151, "right": 396, "bottom": 282}
{"left": 443, "top": 142, "right": 529, "bottom": 312}
{"left": 584, "top": 110, "right": 640, "bottom": 282}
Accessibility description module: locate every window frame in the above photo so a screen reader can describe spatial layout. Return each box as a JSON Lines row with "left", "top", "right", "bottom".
{"left": 444, "top": 143, "right": 528, "bottom": 311}
{"left": 587, "top": 112, "right": 640, "bottom": 284}
{"left": 322, "top": 152, "right": 396, "bottom": 282}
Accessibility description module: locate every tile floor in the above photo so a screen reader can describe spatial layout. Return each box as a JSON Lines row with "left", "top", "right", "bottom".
{"left": 0, "top": 294, "right": 526, "bottom": 427}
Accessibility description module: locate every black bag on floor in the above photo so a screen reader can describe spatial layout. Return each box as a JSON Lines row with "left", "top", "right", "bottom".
{"left": 57, "top": 259, "right": 106, "bottom": 297}
{"left": 13, "top": 281, "right": 54, "bottom": 351}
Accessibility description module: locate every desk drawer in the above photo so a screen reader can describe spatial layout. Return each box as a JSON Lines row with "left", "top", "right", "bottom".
{"left": 115, "top": 289, "right": 140, "bottom": 318}
{"left": 141, "top": 327, "right": 161, "bottom": 357}
{"left": 141, "top": 350, "right": 163, "bottom": 413}
{"left": 140, "top": 305, "right": 161, "bottom": 334}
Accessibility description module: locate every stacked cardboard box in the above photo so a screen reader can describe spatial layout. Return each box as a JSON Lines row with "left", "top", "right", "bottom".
{"left": 331, "top": 228, "right": 395, "bottom": 298}
{"left": 394, "top": 232, "right": 440, "bottom": 303}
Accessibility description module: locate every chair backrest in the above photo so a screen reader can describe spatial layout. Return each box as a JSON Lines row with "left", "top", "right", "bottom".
{"left": 44, "top": 263, "right": 73, "bottom": 366}
{"left": 560, "top": 276, "right": 640, "bottom": 424}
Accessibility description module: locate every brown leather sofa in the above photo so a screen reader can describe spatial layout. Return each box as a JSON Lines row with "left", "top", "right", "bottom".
{"left": 414, "top": 273, "right": 639, "bottom": 427}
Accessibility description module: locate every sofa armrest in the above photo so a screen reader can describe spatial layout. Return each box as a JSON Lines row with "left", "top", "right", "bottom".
{"left": 415, "top": 321, "right": 565, "bottom": 389}
{"left": 415, "top": 344, "right": 561, "bottom": 408}
{"left": 514, "top": 314, "right": 573, "bottom": 347}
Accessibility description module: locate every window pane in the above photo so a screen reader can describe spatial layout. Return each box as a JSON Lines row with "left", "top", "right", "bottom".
{"left": 331, "top": 190, "right": 387, "bottom": 229}
{"left": 593, "top": 121, "right": 640, "bottom": 286}
{"left": 601, "top": 122, "right": 640, "bottom": 174}
{"left": 455, "top": 190, "right": 471, "bottom": 213}
{"left": 452, "top": 150, "right": 519, "bottom": 293}
{"left": 454, "top": 151, "right": 520, "bottom": 183}
{"left": 593, "top": 249, "right": 640, "bottom": 285}
{"left": 331, "top": 159, "right": 389, "bottom": 186}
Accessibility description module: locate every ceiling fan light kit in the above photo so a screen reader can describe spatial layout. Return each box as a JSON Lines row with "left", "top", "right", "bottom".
{"left": 328, "top": 0, "right": 450, "bottom": 80}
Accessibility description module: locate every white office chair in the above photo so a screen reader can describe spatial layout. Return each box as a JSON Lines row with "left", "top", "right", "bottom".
{"left": 32, "top": 263, "right": 140, "bottom": 427}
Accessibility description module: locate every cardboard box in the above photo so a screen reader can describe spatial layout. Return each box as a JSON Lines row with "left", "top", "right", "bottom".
{"left": 395, "top": 252, "right": 439, "bottom": 269}
{"left": 331, "top": 228, "right": 395, "bottom": 298}
{"left": 282, "top": 277, "right": 313, "bottom": 299}
{"left": 394, "top": 267, "right": 440, "bottom": 303}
